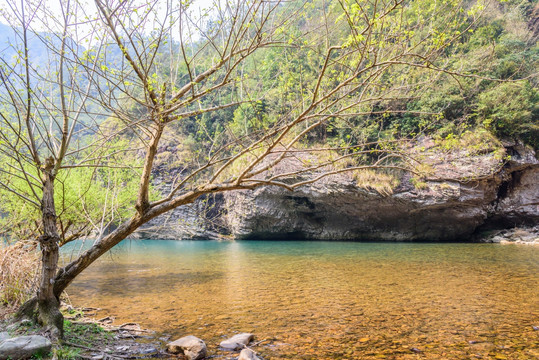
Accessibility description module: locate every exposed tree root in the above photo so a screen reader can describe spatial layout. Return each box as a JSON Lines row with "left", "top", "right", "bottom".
{"left": 13, "top": 296, "right": 64, "bottom": 339}
{"left": 14, "top": 296, "right": 38, "bottom": 321}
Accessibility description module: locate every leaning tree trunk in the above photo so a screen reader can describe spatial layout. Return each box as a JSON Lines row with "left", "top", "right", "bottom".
{"left": 16, "top": 158, "right": 64, "bottom": 338}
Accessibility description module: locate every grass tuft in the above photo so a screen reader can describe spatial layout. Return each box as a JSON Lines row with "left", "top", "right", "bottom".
{"left": 0, "top": 241, "right": 40, "bottom": 307}
{"left": 353, "top": 169, "right": 400, "bottom": 196}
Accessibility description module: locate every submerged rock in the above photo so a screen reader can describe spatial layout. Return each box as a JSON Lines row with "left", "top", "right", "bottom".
{"left": 220, "top": 333, "right": 254, "bottom": 350}
{"left": 167, "top": 335, "right": 207, "bottom": 360}
{"left": 0, "top": 335, "right": 52, "bottom": 360}
{"left": 238, "top": 348, "right": 260, "bottom": 360}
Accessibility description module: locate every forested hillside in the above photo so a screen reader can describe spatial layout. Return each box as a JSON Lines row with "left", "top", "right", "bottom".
{"left": 145, "top": 0, "right": 538, "bottom": 176}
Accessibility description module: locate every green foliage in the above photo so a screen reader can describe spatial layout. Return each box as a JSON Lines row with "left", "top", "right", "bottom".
{"left": 63, "top": 320, "right": 106, "bottom": 338}
{"left": 63, "top": 319, "right": 113, "bottom": 348}
{"left": 434, "top": 127, "right": 504, "bottom": 155}
{"left": 381, "top": 0, "right": 538, "bottom": 148}
{"left": 0, "top": 140, "right": 146, "bottom": 243}
{"left": 140, "top": 0, "right": 537, "bottom": 175}
{"left": 230, "top": 101, "right": 272, "bottom": 136}
{"left": 53, "top": 346, "right": 81, "bottom": 360}
{"left": 476, "top": 82, "right": 539, "bottom": 148}
{"left": 410, "top": 177, "right": 429, "bottom": 190}
{"left": 30, "top": 350, "right": 51, "bottom": 359}
{"left": 469, "top": 20, "right": 504, "bottom": 46}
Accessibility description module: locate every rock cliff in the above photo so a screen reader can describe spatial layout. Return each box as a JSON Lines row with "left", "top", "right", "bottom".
{"left": 134, "top": 142, "right": 539, "bottom": 241}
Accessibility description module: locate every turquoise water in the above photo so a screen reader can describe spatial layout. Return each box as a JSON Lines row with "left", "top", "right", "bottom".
{"left": 65, "top": 241, "right": 539, "bottom": 359}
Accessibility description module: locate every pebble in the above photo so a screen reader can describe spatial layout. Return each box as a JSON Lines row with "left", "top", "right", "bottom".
{"left": 167, "top": 335, "right": 207, "bottom": 360}
{"left": 220, "top": 333, "right": 254, "bottom": 350}
{"left": 238, "top": 348, "right": 260, "bottom": 360}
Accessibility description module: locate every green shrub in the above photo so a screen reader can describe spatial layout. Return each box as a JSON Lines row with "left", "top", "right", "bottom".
{"left": 476, "top": 81, "right": 539, "bottom": 149}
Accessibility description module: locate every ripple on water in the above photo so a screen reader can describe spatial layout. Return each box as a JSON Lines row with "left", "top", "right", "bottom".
{"left": 65, "top": 240, "right": 539, "bottom": 359}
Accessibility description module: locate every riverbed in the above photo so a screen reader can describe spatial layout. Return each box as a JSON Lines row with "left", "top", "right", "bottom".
{"left": 65, "top": 240, "right": 539, "bottom": 359}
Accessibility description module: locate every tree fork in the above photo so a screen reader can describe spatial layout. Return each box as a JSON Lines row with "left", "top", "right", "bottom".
{"left": 135, "top": 126, "right": 163, "bottom": 214}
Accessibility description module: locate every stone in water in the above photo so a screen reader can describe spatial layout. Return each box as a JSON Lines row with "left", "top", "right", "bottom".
{"left": 238, "top": 348, "right": 260, "bottom": 360}
{"left": 167, "top": 335, "right": 207, "bottom": 360}
{"left": 219, "top": 333, "right": 254, "bottom": 350}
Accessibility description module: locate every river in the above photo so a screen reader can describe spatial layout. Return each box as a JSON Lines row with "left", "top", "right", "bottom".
{"left": 64, "top": 240, "right": 539, "bottom": 359}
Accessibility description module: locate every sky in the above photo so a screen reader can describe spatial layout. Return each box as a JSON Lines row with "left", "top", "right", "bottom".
{"left": 0, "top": 0, "right": 215, "bottom": 41}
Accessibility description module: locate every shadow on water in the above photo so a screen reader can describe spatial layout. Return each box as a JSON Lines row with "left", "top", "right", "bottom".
{"left": 70, "top": 268, "right": 224, "bottom": 297}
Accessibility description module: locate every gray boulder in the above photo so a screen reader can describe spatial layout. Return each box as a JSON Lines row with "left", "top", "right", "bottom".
{"left": 0, "top": 333, "right": 9, "bottom": 342}
{"left": 238, "top": 348, "right": 260, "bottom": 360}
{"left": 0, "top": 335, "right": 52, "bottom": 360}
{"left": 166, "top": 335, "right": 207, "bottom": 360}
{"left": 480, "top": 226, "right": 539, "bottom": 244}
{"left": 220, "top": 333, "right": 254, "bottom": 350}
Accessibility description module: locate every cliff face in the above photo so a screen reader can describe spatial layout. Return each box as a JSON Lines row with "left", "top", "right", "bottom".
{"left": 222, "top": 166, "right": 538, "bottom": 241}
{"left": 484, "top": 145, "right": 539, "bottom": 229}
{"left": 222, "top": 179, "right": 494, "bottom": 241}
{"left": 135, "top": 143, "right": 539, "bottom": 241}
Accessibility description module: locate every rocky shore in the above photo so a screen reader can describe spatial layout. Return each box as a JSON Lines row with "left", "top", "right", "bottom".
{"left": 0, "top": 306, "right": 266, "bottom": 360}
{"left": 477, "top": 226, "right": 539, "bottom": 245}
{"left": 135, "top": 141, "right": 539, "bottom": 242}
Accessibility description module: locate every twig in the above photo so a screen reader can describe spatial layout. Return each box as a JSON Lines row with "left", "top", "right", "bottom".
{"left": 119, "top": 322, "right": 138, "bottom": 328}
{"left": 240, "top": 339, "right": 268, "bottom": 353}
{"left": 250, "top": 339, "right": 268, "bottom": 347}
{"left": 63, "top": 341, "right": 95, "bottom": 351}
{"left": 69, "top": 320, "right": 97, "bottom": 325}
{"left": 69, "top": 354, "right": 94, "bottom": 360}
{"left": 82, "top": 307, "right": 102, "bottom": 311}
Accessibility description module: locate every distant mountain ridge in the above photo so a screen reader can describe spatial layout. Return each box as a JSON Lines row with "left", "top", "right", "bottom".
{"left": 0, "top": 22, "right": 62, "bottom": 70}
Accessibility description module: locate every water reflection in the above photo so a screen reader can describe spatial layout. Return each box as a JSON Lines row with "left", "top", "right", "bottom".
{"left": 66, "top": 241, "right": 539, "bottom": 359}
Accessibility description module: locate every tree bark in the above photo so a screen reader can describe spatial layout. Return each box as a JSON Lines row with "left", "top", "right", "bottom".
{"left": 53, "top": 215, "right": 145, "bottom": 297}
{"left": 135, "top": 126, "right": 163, "bottom": 214}
{"left": 36, "top": 158, "right": 63, "bottom": 338}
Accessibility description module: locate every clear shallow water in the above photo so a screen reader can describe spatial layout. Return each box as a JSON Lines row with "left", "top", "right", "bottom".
{"left": 65, "top": 240, "right": 539, "bottom": 359}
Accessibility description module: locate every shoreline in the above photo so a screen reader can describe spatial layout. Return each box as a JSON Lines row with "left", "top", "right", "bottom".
{"left": 79, "top": 225, "right": 539, "bottom": 244}
{"left": 1, "top": 304, "right": 167, "bottom": 359}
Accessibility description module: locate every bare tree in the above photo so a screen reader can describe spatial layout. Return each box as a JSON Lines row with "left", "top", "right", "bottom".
{"left": 0, "top": 0, "right": 142, "bottom": 336}
{"left": 0, "top": 0, "right": 486, "bottom": 337}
